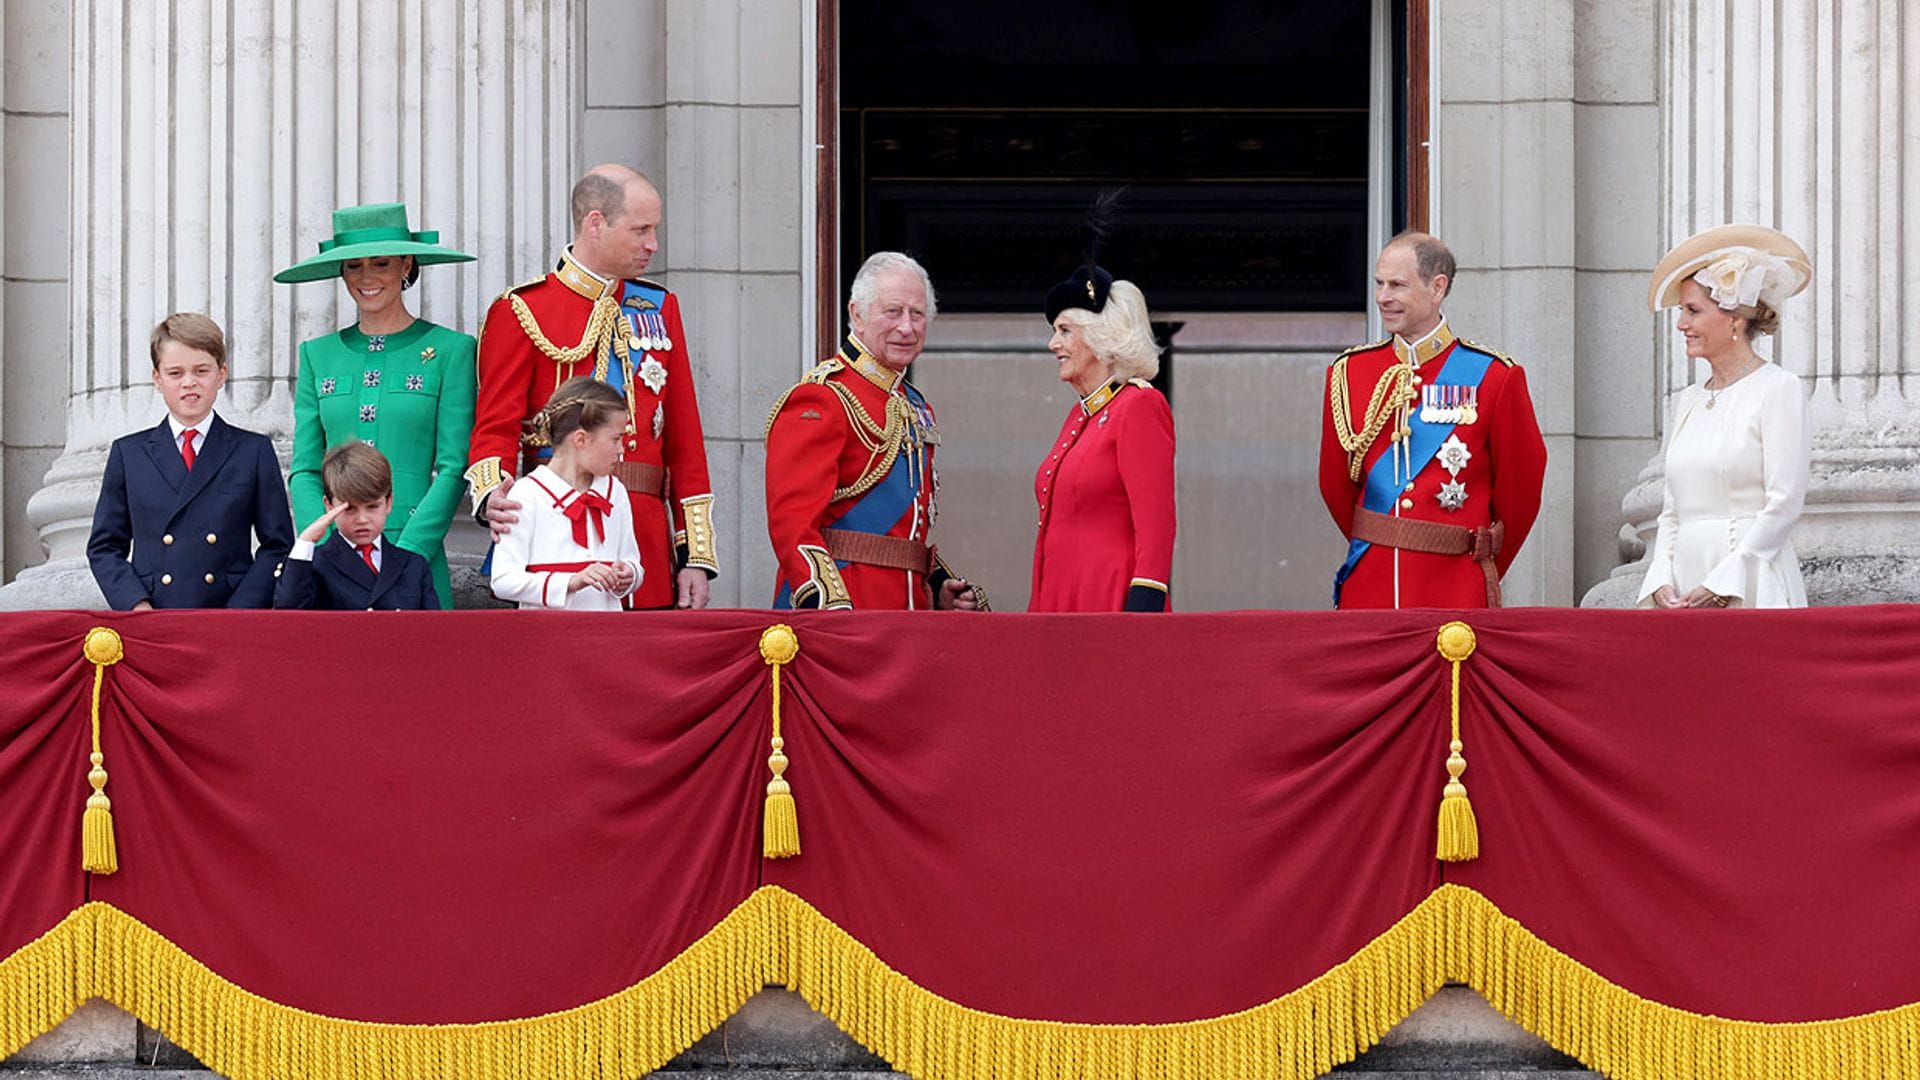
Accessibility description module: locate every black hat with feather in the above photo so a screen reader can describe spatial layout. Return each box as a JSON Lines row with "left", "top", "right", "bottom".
{"left": 1044, "top": 190, "right": 1124, "bottom": 324}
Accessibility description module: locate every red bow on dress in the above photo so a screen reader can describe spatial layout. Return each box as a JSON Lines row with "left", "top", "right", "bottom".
{"left": 563, "top": 489, "right": 614, "bottom": 548}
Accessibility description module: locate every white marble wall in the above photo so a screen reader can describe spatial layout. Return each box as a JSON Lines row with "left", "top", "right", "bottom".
{"left": 1585, "top": 0, "right": 1920, "bottom": 605}
{"left": 0, "top": 0, "right": 576, "bottom": 608}
{"left": 578, "top": 0, "right": 812, "bottom": 608}
{"left": 1433, "top": 0, "right": 1663, "bottom": 605}
{"left": 1, "top": 0, "right": 73, "bottom": 582}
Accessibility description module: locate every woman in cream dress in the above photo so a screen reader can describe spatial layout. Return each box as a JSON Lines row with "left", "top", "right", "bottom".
{"left": 1639, "top": 224, "right": 1814, "bottom": 610}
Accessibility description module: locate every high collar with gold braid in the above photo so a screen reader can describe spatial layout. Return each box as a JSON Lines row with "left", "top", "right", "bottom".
{"left": 1327, "top": 318, "right": 1456, "bottom": 483}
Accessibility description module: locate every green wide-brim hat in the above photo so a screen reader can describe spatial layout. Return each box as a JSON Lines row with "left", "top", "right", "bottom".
{"left": 273, "top": 202, "right": 476, "bottom": 284}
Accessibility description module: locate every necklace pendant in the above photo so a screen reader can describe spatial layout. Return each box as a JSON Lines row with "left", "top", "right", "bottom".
{"left": 1705, "top": 397, "right": 1716, "bottom": 410}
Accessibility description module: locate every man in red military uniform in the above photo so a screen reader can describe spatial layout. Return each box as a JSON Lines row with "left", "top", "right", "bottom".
{"left": 764, "top": 251, "right": 986, "bottom": 611}
{"left": 1319, "top": 232, "right": 1547, "bottom": 608}
{"left": 467, "top": 165, "right": 716, "bottom": 609}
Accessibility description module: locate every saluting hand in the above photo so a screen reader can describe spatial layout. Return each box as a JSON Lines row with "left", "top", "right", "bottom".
{"left": 299, "top": 502, "right": 350, "bottom": 545}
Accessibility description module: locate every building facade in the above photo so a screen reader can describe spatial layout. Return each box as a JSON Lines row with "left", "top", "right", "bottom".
{"left": 0, "top": 0, "right": 1913, "bottom": 615}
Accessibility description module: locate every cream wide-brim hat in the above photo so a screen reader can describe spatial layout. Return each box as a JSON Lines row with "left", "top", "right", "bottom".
{"left": 1647, "top": 223, "right": 1812, "bottom": 311}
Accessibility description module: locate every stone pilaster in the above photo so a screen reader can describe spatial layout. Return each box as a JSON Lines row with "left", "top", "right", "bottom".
{"left": 579, "top": 0, "right": 813, "bottom": 607}
{"left": 1583, "top": 0, "right": 1920, "bottom": 606}
{"left": 0, "top": 0, "right": 575, "bottom": 609}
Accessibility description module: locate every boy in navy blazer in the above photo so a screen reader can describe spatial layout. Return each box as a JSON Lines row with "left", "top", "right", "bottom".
{"left": 88, "top": 313, "right": 295, "bottom": 610}
{"left": 274, "top": 441, "right": 440, "bottom": 610}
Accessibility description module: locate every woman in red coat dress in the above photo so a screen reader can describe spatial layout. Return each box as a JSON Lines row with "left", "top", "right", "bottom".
{"left": 1029, "top": 266, "right": 1177, "bottom": 612}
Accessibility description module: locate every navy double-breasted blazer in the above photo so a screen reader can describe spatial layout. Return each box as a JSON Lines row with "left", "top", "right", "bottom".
{"left": 87, "top": 415, "right": 295, "bottom": 610}
{"left": 273, "top": 533, "right": 440, "bottom": 611}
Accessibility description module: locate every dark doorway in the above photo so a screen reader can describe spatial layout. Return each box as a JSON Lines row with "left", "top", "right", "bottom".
{"left": 835, "top": 1, "right": 1389, "bottom": 318}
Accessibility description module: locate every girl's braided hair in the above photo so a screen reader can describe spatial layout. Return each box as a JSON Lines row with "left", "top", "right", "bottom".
{"left": 525, "top": 376, "right": 629, "bottom": 447}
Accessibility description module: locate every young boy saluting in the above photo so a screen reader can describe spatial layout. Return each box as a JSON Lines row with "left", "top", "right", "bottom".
{"left": 275, "top": 441, "right": 440, "bottom": 610}
{"left": 88, "top": 313, "right": 294, "bottom": 610}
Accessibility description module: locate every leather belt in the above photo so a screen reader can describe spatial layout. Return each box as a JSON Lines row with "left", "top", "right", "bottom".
{"left": 1351, "top": 508, "right": 1506, "bottom": 607}
{"left": 609, "top": 461, "right": 668, "bottom": 499}
{"left": 821, "top": 528, "right": 937, "bottom": 575}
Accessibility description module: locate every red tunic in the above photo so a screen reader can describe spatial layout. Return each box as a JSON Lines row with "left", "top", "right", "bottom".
{"left": 467, "top": 249, "right": 715, "bottom": 609}
{"left": 764, "top": 337, "right": 942, "bottom": 610}
{"left": 1317, "top": 325, "right": 1546, "bottom": 609}
{"left": 1029, "top": 378, "right": 1176, "bottom": 612}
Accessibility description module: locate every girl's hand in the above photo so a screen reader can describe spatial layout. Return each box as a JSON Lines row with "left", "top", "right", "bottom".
{"left": 568, "top": 563, "right": 619, "bottom": 595}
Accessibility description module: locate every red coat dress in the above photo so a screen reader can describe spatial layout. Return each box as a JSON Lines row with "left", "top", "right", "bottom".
{"left": 765, "top": 335, "right": 957, "bottom": 610}
{"left": 1029, "top": 377, "right": 1177, "bottom": 612}
{"left": 466, "top": 248, "right": 716, "bottom": 609}
{"left": 1317, "top": 322, "right": 1546, "bottom": 609}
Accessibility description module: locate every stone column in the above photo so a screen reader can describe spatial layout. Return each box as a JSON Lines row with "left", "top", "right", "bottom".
{"left": 0, "top": 0, "right": 575, "bottom": 609}
{"left": 1584, "top": 0, "right": 1920, "bottom": 605}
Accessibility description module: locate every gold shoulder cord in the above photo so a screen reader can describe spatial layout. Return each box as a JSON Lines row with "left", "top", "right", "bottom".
{"left": 763, "top": 360, "right": 914, "bottom": 502}
{"left": 1329, "top": 355, "right": 1418, "bottom": 482}
{"left": 510, "top": 292, "right": 641, "bottom": 436}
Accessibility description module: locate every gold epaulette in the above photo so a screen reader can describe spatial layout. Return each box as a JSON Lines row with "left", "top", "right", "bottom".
{"left": 762, "top": 360, "right": 849, "bottom": 437}
{"left": 1334, "top": 337, "right": 1393, "bottom": 363}
{"left": 493, "top": 276, "right": 545, "bottom": 303}
{"left": 1457, "top": 338, "right": 1517, "bottom": 367}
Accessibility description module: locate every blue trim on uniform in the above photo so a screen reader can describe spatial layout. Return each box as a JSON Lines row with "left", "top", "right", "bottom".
{"left": 1331, "top": 344, "right": 1497, "bottom": 605}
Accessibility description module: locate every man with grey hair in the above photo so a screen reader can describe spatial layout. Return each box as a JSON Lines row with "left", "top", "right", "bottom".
{"left": 467, "top": 163, "right": 718, "bottom": 609}
{"left": 763, "top": 251, "right": 986, "bottom": 610}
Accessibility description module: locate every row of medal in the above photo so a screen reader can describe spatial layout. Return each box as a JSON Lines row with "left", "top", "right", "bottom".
{"left": 1419, "top": 384, "right": 1479, "bottom": 426}
{"left": 625, "top": 310, "right": 674, "bottom": 353}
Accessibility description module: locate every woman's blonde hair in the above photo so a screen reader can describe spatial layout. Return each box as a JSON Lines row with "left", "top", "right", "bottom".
{"left": 1057, "top": 279, "right": 1161, "bottom": 380}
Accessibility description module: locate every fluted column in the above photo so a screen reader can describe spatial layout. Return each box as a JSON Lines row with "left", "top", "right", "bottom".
{"left": 1, "top": 0, "right": 574, "bottom": 608}
{"left": 1585, "top": 0, "right": 1920, "bottom": 605}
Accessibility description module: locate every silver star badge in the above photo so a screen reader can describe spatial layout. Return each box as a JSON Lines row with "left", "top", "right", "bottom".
{"left": 638, "top": 355, "right": 668, "bottom": 395}
{"left": 1437, "top": 434, "right": 1472, "bottom": 476}
{"left": 1437, "top": 479, "right": 1469, "bottom": 511}
{"left": 652, "top": 402, "right": 665, "bottom": 440}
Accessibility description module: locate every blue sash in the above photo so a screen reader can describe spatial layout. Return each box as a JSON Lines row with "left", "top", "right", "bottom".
{"left": 773, "top": 381, "right": 933, "bottom": 609}
{"left": 1331, "top": 344, "right": 1496, "bottom": 605}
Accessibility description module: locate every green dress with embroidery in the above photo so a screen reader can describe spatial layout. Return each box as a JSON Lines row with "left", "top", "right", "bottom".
{"left": 290, "top": 320, "right": 477, "bottom": 608}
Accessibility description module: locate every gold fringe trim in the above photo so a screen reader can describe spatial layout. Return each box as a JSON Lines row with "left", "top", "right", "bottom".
{"left": 1440, "top": 884, "right": 1920, "bottom": 1080}
{"left": 7, "top": 889, "right": 1920, "bottom": 1079}
{"left": 5, "top": 898, "right": 777, "bottom": 1080}
{"left": 761, "top": 884, "right": 1450, "bottom": 1080}
{"left": 0, "top": 907, "right": 93, "bottom": 1060}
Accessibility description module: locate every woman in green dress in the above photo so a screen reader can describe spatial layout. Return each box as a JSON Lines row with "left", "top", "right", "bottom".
{"left": 274, "top": 203, "right": 478, "bottom": 607}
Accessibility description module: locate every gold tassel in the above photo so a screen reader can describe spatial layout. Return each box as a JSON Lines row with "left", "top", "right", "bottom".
{"left": 759, "top": 624, "right": 801, "bottom": 858}
{"left": 81, "top": 627, "right": 125, "bottom": 875}
{"left": 1434, "top": 621, "right": 1479, "bottom": 862}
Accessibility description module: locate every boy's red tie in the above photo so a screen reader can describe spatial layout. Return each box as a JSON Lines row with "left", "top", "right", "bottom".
{"left": 355, "top": 543, "right": 377, "bottom": 574}
{"left": 181, "top": 430, "right": 198, "bottom": 470}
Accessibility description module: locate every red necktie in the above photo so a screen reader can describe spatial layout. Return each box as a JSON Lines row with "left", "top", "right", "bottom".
{"left": 563, "top": 489, "right": 615, "bottom": 548}
{"left": 181, "top": 429, "right": 198, "bottom": 470}
{"left": 356, "top": 543, "right": 378, "bottom": 574}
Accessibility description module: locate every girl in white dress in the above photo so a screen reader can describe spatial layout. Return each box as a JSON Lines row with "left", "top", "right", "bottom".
{"left": 1639, "top": 224, "right": 1814, "bottom": 610}
{"left": 490, "top": 378, "right": 644, "bottom": 610}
